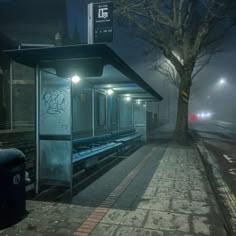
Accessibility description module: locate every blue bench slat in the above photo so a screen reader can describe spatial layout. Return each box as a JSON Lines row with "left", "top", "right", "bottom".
{"left": 114, "top": 133, "right": 142, "bottom": 143}
{"left": 72, "top": 136, "right": 99, "bottom": 147}
{"left": 72, "top": 129, "right": 142, "bottom": 164}
{"left": 111, "top": 128, "right": 136, "bottom": 138}
{"left": 72, "top": 142, "right": 122, "bottom": 163}
{"left": 73, "top": 133, "right": 113, "bottom": 149}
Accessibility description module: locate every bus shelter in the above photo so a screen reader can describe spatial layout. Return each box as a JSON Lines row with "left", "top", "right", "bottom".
{"left": 6, "top": 44, "right": 163, "bottom": 195}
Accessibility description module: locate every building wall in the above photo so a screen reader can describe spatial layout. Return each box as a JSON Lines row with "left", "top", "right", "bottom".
{"left": 0, "top": 66, "right": 6, "bottom": 128}
{"left": 0, "top": 58, "right": 35, "bottom": 129}
{"left": 0, "top": 46, "right": 11, "bottom": 129}
{"left": 12, "top": 62, "right": 35, "bottom": 128}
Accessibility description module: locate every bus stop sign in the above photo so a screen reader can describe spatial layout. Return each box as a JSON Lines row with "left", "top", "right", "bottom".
{"left": 88, "top": 2, "right": 113, "bottom": 44}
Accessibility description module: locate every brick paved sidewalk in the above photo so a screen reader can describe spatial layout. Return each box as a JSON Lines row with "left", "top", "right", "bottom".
{"left": 0, "top": 145, "right": 227, "bottom": 236}
{"left": 88, "top": 146, "right": 227, "bottom": 236}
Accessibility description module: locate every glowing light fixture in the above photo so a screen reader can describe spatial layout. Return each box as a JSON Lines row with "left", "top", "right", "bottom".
{"left": 71, "top": 75, "right": 81, "bottom": 83}
{"left": 107, "top": 89, "right": 113, "bottom": 95}
{"left": 136, "top": 100, "right": 141, "bottom": 105}
{"left": 125, "top": 96, "right": 131, "bottom": 101}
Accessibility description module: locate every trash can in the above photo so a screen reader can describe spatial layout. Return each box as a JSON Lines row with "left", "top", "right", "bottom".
{"left": 0, "top": 148, "right": 26, "bottom": 229}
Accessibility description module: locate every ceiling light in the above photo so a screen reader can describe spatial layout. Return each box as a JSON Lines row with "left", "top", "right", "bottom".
{"left": 107, "top": 89, "right": 113, "bottom": 95}
{"left": 71, "top": 75, "right": 81, "bottom": 83}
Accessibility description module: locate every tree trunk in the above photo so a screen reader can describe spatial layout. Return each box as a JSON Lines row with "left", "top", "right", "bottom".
{"left": 175, "top": 69, "right": 192, "bottom": 144}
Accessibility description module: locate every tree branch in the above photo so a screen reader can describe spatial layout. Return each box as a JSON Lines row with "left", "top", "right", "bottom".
{"left": 192, "top": 54, "right": 213, "bottom": 79}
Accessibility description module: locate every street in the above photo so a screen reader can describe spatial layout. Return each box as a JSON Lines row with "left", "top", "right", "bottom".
{"left": 190, "top": 119, "right": 236, "bottom": 195}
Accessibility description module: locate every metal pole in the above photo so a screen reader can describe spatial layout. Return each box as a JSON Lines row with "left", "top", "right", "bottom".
{"left": 92, "top": 89, "right": 95, "bottom": 136}
{"left": 88, "top": 3, "right": 94, "bottom": 44}
{"left": 167, "top": 81, "right": 170, "bottom": 122}
{"left": 118, "top": 96, "right": 120, "bottom": 130}
{"left": 132, "top": 99, "right": 134, "bottom": 126}
{"left": 9, "top": 61, "right": 13, "bottom": 130}
{"left": 70, "top": 79, "right": 73, "bottom": 199}
{"left": 106, "top": 94, "right": 108, "bottom": 129}
{"left": 35, "top": 65, "right": 40, "bottom": 194}
{"left": 145, "top": 101, "right": 147, "bottom": 142}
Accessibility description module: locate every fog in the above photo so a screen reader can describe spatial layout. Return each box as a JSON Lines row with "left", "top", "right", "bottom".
{"left": 111, "top": 26, "right": 236, "bottom": 125}
{"left": 0, "top": 0, "right": 235, "bottom": 127}
{"left": 190, "top": 49, "right": 236, "bottom": 123}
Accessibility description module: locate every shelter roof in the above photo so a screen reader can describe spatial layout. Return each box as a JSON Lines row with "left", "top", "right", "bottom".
{"left": 5, "top": 43, "right": 163, "bottom": 101}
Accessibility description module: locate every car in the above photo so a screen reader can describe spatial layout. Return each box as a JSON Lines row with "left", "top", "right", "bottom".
{"left": 189, "top": 114, "right": 198, "bottom": 121}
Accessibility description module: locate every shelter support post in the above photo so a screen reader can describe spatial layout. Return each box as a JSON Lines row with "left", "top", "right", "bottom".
{"left": 35, "top": 65, "right": 40, "bottom": 194}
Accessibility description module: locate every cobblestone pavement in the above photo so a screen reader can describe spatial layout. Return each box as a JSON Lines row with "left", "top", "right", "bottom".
{"left": 0, "top": 145, "right": 227, "bottom": 236}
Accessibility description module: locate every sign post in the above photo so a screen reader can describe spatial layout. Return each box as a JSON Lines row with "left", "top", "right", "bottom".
{"left": 88, "top": 2, "right": 113, "bottom": 44}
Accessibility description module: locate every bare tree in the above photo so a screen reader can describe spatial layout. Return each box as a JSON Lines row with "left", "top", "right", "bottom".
{"left": 152, "top": 52, "right": 181, "bottom": 88}
{"left": 114, "top": 0, "right": 236, "bottom": 144}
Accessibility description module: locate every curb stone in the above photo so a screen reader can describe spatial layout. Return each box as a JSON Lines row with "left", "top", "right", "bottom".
{"left": 196, "top": 141, "right": 236, "bottom": 236}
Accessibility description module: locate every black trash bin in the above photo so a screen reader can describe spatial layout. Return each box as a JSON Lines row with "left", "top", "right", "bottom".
{"left": 0, "top": 148, "right": 26, "bottom": 229}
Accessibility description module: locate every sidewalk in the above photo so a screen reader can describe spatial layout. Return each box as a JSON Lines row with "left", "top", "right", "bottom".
{"left": 0, "top": 125, "right": 227, "bottom": 236}
{"left": 87, "top": 146, "right": 226, "bottom": 236}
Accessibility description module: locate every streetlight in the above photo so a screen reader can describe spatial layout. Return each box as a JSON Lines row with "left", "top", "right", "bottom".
{"left": 218, "top": 78, "right": 226, "bottom": 85}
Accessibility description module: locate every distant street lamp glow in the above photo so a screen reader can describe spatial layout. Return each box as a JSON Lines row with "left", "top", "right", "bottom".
{"left": 219, "top": 78, "right": 226, "bottom": 85}
{"left": 71, "top": 75, "right": 81, "bottom": 83}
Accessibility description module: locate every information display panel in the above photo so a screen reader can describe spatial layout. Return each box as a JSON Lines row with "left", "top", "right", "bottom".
{"left": 88, "top": 2, "right": 113, "bottom": 44}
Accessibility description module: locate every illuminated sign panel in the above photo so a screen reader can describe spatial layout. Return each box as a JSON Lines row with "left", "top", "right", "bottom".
{"left": 88, "top": 2, "right": 113, "bottom": 44}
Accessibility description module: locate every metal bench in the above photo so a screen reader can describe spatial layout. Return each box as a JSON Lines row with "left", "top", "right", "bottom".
{"left": 112, "top": 128, "right": 142, "bottom": 144}
{"left": 114, "top": 133, "right": 142, "bottom": 143}
{"left": 72, "top": 134, "right": 122, "bottom": 168}
{"left": 72, "top": 129, "right": 142, "bottom": 168}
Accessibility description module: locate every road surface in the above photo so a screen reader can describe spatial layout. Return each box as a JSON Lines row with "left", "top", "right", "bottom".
{"left": 190, "top": 119, "right": 236, "bottom": 195}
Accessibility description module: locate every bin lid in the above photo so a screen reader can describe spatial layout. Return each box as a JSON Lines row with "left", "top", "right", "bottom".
{"left": 0, "top": 148, "right": 25, "bottom": 166}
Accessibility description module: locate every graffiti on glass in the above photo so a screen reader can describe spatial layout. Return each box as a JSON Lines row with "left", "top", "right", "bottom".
{"left": 43, "top": 89, "right": 66, "bottom": 114}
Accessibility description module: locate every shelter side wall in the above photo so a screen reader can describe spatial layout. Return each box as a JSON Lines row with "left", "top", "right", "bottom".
{"left": 39, "top": 70, "right": 72, "bottom": 189}
{"left": 94, "top": 89, "right": 118, "bottom": 135}
{"left": 146, "top": 101, "right": 159, "bottom": 140}
{"left": 133, "top": 101, "right": 146, "bottom": 141}
{"left": 72, "top": 84, "right": 93, "bottom": 138}
{"left": 119, "top": 96, "right": 134, "bottom": 130}
{"left": 94, "top": 90, "right": 107, "bottom": 135}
